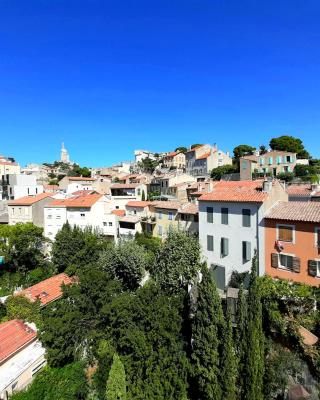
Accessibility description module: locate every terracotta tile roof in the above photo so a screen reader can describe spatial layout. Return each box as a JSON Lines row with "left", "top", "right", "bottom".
{"left": 112, "top": 209, "right": 126, "bottom": 216}
{"left": 0, "top": 161, "right": 19, "bottom": 166}
{"left": 0, "top": 320, "right": 36, "bottom": 364}
{"left": 186, "top": 145, "right": 204, "bottom": 153}
{"left": 126, "top": 201, "right": 151, "bottom": 208}
{"left": 179, "top": 203, "right": 198, "bottom": 215}
{"left": 199, "top": 180, "right": 267, "bottom": 203}
{"left": 165, "top": 151, "right": 178, "bottom": 157}
{"left": 71, "top": 190, "right": 97, "bottom": 196}
{"left": 265, "top": 201, "right": 320, "bottom": 223}
{"left": 68, "top": 176, "right": 95, "bottom": 181}
{"left": 119, "top": 215, "right": 140, "bottom": 223}
{"left": 44, "top": 184, "right": 59, "bottom": 191}
{"left": 8, "top": 193, "right": 52, "bottom": 206}
{"left": 111, "top": 183, "right": 140, "bottom": 189}
{"left": 286, "top": 184, "right": 312, "bottom": 196}
{"left": 16, "top": 273, "right": 73, "bottom": 306}
{"left": 152, "top": 201, "right": 181, "bottom": 210}
{"left": 196, "top": 151, "right": 211, "bottom": 160}
{"left": 47, "top": 193, "right": 102, "bottom": 208}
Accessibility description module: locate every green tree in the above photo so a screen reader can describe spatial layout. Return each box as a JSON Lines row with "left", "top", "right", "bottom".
{"left": 220, "top": 310, "right": 237, "bottom": 400}
{"left": 269, "top": 135, "right": 310, "bottom": 159}
{"left": 99, "top": 240, "right": 149, "bottom": 290}
{"left": 175, "top": 146, "right": 188, "bottom": 153}
{"left": 68, "top": 164, "right": 91, "bottom": 177}
{"left": 244, "top": 255, "right": 265, "bottom": 400}
{"left": 10, "top": 362, "right": 88, "bottom": 400}
{"left": 191, "top": 143, "right": 203, "bottom": 149}
{"left": 191, "top": 268, "right": 224, "bottom": 400}
{"left": 151, "top": 229, "right": 200, "bottom": 293}
{"left": 233, "top": 144, "right": 256, "bottom": 159}
{"left": 210, "top": 164, "right": 238, "bottom": 180}
{"left": 0, "top": 223, "right": 47, "bottom": 273}
{"left": 5, "top": 295, "right": 41, "bottom": 325}
{"left": 235, "top": 284, "right": 248, "bottom": 399}
{"left": 259, "top": 145, "right": 268, "bottom": 155}
{"left": 52, "top": 223, "right": 106, "bottom": 273}
{"left": 276, "top": 171, "right": 294, "bottom": 182}
{"left": 141, "top": 190, "right": 146, "bottom": 201}
{"left": 106, "top": 353, "right": 127, "bottom": 400}
{"left": 137, "top": 157, "right": 158, "bottom": 173}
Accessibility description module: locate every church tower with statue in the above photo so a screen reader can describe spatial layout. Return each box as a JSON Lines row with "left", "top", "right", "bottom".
{"left": 60, "top": 142, "right": 70, "bottom": 164}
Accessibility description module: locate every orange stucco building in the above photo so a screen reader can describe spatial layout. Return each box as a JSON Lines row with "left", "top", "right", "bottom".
{"left": 265, "top": 201, "right": 320, "bottom": 286}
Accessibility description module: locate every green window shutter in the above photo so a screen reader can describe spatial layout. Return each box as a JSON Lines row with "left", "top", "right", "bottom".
{"left": 269, "top": 157, "right": 273, "bottom": 164}
{"left": 308, "top": 260, "right": 317, "bottom": 277}
{"left": 292, "top": 257, "right": 301, "bottom": 273}
{"left": 221, "top": 238, "right": 229, "bottom": 257}
{"left": 271, "top": 253, "right": 279, "bottom": 268}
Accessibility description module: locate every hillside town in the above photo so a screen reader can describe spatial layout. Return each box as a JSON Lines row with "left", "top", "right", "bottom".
{"left": 0, "top": 136, "right": 319, "bottom": 400}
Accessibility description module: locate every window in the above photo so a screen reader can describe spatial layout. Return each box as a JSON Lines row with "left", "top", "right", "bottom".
{"left": 80, "top": 213, "right": 85, "bottom": 218}
{"left": 207, "top": 235, "right": 214, "bottom": 251}
{"left": 180, "top": 213, "right": 189, "bottom": 221}
{"left": 56, "top": 215, "right": 61, "bottom": 219}
{"left": 168, "top": 211, "right": 173, "bottom": 220}
{"left": 315, "top": 228, "right": 320, "bottom": 247}
{"left": 157, "top": 211, "right": 162, "bottom": 219}
{"left": 308, "top": 260, "right": 320, "bottom": 277}
{"left": 109, "top": 222, "right": 113, "bottom": 226}
{"left": 279, "top": 254, "right": 293, "bottom": 271}
{"left": 242, "top": 209, "right": 251, "bottom": 227}
{"left": 12, "top": 207, "right": 14, "bottom": 214}
{"left": 134, "top": 210, "right": 137, "bottom": 215}
{"left": 194, "top": 214, "right": 199, "bottom": 222}
{"left": 47, "top": 214, "right": 52, "bottom": 219}
{"left": 242, "top": 241, "right": 251, "bottom": 263}
{"left": 158, "top": 225, "right": 163, "bottom": 236}
{"left": 221, "top": 208, "right": 228, "bottom": 225}
{"left": 116, "top": 206, "right": 119, "bottom": 209}
{"left": 278, "top": 225, "right": 294, "bottom": 242}
{"left": 207, "top": 207, "right": 213, "bottom": 223}
{"left": 35, "top": 188, "right": 38, "bottom": 194}
{"left": 137, "top": 189, "right": 141, "bottom": 195}
{"left": 27, "top": 188, "right": 30, "bottom": 194}
{"left": 242, "top": 160, "right": 247, "bottom": 169}
{"left": 221, "top": 237, "right": 229, "bottom": 257}
{"left": 268, "top": 157, "right": 273, "bottom": 165}
{"left": 103, "top": 222, "right": 107, "bottom": 226}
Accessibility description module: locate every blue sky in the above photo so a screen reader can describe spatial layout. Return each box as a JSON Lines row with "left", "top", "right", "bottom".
{"left": 0, "top": 0, "right": 319, "bottom": 166}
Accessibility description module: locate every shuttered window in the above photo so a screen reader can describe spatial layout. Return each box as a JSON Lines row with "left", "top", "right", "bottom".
{"left": 221, "top": 238, "right": 229, "bottom": 257}
{"left": 278, "top": 225, "right": 293, "bottom": 242}
{"left": 308, "top": 260, "right": 320, "bottom": 277}
{"left": 242, "top": 241, "right": 251, "bottom": 263}
{"left": 316, "top": 229, "right": 320, "bottom": 247}
{"left": 221, "top": 208, "right": 228, "bottom": 225}
{"left": 207, "top": 207, "right": 213, "bottom": 223}
{"left": 242, "top": 209, "right": 251, "bottom": 227}
{"left": 207, "top": 235, "right": 214, "bottom": 251}
{"left": 279, "top": 254, "right": 293, "bottom": 270}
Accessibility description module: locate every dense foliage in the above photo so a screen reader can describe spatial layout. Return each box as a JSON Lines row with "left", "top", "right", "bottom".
{"left": 210, "top": 164, "right": 238, "bottom": 180}
{"left": 269, "top": 135, "right": 310, "bottom": 159}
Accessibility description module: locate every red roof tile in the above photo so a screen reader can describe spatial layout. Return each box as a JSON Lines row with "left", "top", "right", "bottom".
{"left": 179, "top": 203, "right": 199, "bottom": 214}
{"left": 8, "top": 193, "right": 53, "bottom": 206}
{"left": 112, "top": 209, "right": 126, "bottom": 216}
{"left": 265, "top": 201, "right": 320, "bottom": 223}
{"left": 16, "top": 273, "right": 73, "bottom": 306}
{"left": 152, "top": 201, "right": 181, "bottom": 210}
{"left": 196, "top": 151, "right": 211, "bottom": 160}
{"left": 68, "top": 176, "right": 95, "bottom": 181}
{"left": 199, "top": 180, "right": 267, "bottom": 203}
{"left": 0, "top": 320, "right": 36, "bottom": 364}
{"left": 286, "top": 184, "right": 312, "bottom": 196}
{"left": 126, "top": 201, "right": 151, "bottom": 208}
{"left": 47, "top": 194, "right": 102, "bottom": 208}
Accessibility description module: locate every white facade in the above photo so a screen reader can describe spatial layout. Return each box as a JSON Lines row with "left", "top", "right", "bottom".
{"left": 44, "top": 196, "right": 119, "bottom": 241}
{"left": 0, "top": 340, "right": 46, "bottom": 400}
{"left": 66, "top": 182, "right": 93, "bottom": 194}
{"left": 199, "top": 201, "right": 265, "bottom": 289}
{"left": 2, "top": 175, "right": 43, "bottom": 200}
{"left": 134, "top": 150, "right": 156, "bottom": 163}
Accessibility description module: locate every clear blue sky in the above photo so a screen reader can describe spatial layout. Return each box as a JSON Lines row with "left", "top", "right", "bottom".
{"left": 0, "top": 0, "right": 319, "bottom": 166}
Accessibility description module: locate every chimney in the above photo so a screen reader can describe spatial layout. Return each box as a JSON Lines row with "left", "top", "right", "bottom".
{"left": 262, "top": 178, "right": 272, "bottom": 192}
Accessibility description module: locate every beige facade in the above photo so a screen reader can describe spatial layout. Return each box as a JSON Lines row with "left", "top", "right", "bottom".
{"left": 162, "top": 152, "right": 186, "bottom": 169}
{"left": 239, "top": 150, "right": 308, "bottom": 180}
{"left": 8, "top": 194, "right": 53, "bottom": 227}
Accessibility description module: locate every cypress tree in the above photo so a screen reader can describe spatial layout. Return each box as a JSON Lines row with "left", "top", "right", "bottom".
{"left": 141, "top": 190, "right": 146, "bottom": 201}
{"left": 244, "top": 254, "right": 265, "bottom": 400}
{"left": 106, "top": 353, "right": 127, "bottom": 400}
{"left": 220, "top": 309, "right": 237, "bottom": 400}
{"left": 235, "top": 284, "right": 247, "bottom": 399}
{"left": 191, "top": 267, "right": 224, "bottom": 400}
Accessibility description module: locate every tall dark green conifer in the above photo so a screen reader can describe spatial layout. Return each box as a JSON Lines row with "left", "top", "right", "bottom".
{"left": 236, "top": 284, "right": 247, "bottom": 399}
{"left": 244, "top": 254, "right": 265, "bottom": 400}
{"left": 220, "top": 309, "right": 237, "bottom": 400}
{"left": 191, "top": 268, "right": 224, "bottom": 400}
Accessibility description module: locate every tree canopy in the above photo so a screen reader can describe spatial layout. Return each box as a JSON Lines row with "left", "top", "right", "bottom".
{"left": 269, "top": 135, "right": 310, "bottom": 159}
{"left": 174, "top": 146, "right": 188, "bottom": 153}
{"left": 233, "top": 144, "right": 256, "bottom": 159}
{"left": 210, "top": 164, "right": 238, "bottom": 180}
{"left": 106, "top": 353, "right": 127, "bottom": 400}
